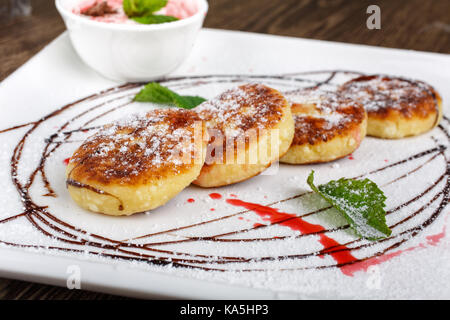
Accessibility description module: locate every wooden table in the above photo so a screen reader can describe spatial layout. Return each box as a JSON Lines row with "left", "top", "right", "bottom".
{"left": 0, "top": 0, "right": 449, "bottom": 299}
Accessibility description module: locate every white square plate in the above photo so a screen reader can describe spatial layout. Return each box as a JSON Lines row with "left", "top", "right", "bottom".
{"left": 0, "top": 29, "right": 449, "bottom": 299}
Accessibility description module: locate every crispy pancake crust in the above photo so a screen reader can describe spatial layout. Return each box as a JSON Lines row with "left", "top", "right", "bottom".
{"left": 340, "top": 75, "right": 442, "bottom": 139}
{"left": 280, "top": 90, "right": 367, "bottom": 164}
{"left": 66, "top": 109, "right": 207, "bottom": 216}
{"left": 193, "top": 84, "right": 294, "bottom": 187}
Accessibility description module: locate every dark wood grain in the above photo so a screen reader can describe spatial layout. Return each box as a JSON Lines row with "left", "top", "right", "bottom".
{"left": 0, "top": 0, "right": 449, "bottom": 300}
{"left": 205, "top": 0, "right": 450, "bottom": 54}
{"left": 1, "top": 0, "right": 449, "bottom": 81}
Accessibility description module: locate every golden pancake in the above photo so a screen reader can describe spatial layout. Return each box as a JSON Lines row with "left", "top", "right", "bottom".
{"left": 66, "top": 109, "right": 207, "bottom": 216}
{"left": 193, "top": 83, "right": 294, "bottom": 187}
{"left": 280, "top": 89, "right": 367, "bottom": 164}
{"left": 340, "top": 75, "right": 442, "bottom": 139}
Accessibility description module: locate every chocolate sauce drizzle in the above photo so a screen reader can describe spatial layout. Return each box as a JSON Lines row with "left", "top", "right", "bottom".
{"left": 66, "top": 179, "right": 124, "bottom": 211}
{"left": 0, "top": 71, "right": 448, "bottom": 274}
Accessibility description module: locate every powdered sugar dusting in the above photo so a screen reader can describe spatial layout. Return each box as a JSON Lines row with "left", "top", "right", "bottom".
{"left": 195, "top": 83, "right": 285, "bottom": 139}
{"left": 70, "top": 109, "right": 203, "bottom": 183}
{"left": 286, "top": 89, "right": 366, "bottom": 146}
{"left": 340, "top": 75, "right": 437, "bottom": 115}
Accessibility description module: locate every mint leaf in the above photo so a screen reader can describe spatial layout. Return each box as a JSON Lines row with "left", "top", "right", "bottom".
{"left": 307, "top": 171, "right": 391, "bottom": 240}
{"left": 123, "top": 0, "right": 168, "bottom": 17}
{"left": 134, "top": 82, "right": 175, "bottom": 103}
{"left": 132, "top": 14, "right": 178, "bottom": 24}
{"left": 134, "top": 82, "right": 206, "bottom": 109}
{"left": 172, "top": 95, "right": 207, "bottom": 109}
{"left": 123, "top": 0, "right": 177, "bottom": 25}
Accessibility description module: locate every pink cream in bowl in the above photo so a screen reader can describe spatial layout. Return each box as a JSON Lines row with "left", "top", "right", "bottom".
{"left": 56, "top": 0, "right": 208, "bottom": 81}
{"left": 73, "top": 0, "right": 199, "bottom": 24}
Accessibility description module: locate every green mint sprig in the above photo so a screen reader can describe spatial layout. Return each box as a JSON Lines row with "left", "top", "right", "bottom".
{"left": 132, "top": 14, "right": 178, "bottom": 24}
{"left": 123, "top": 0, "right": 167, "bottom": 16}
{"left": 134, "top": 82, "right": 207, "bottom": 109}
{"left": 123, "top": 0, "right": 178, "bottom": 24}
{"left": 307, "top": 171, "right": 391, "bottom": 241}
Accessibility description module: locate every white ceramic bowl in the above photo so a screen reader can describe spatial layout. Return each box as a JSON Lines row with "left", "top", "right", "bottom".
{"left": 56, "top": 0, "right": 208, "bottom": 82}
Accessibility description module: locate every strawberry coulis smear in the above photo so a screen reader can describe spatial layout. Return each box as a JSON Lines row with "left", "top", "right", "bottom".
{"left": 341, "top": 213, "right": 449, "bottom": 276}
{"left": 253, "top": 223, "right": 266, "bottom": 228}
{"left": 63, "top": 158, "right": 70, "bottom": 165}
{"left": 226, "top": 199, "right": 449, "bottom": 277}
{"left": 209, "top": 193, "right": 222, "bottom": 200}
{"left": 187, "top": 198, "right": 195, "bottom": 203}
{"left": 226, "top": 198, "right": 358, "bottom": 275}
